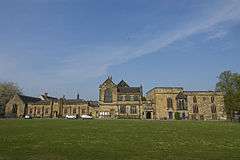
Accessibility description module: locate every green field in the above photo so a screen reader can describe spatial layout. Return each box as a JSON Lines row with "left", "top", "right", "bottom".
{"left": 0, "top": 120, "right": 240, "bottom": 160}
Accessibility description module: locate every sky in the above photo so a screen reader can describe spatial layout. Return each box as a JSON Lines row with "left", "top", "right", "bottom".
{"left": 0, "top": 0, "right": 240, "bottom": 100}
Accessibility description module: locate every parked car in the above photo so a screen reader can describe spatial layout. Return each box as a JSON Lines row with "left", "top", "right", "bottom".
{"left": 81, "top": 115, "right": 93, "bottom": 120}
{"left": 24, "top": 115, "right": 32, "bottom": 119}
{"left": 65, "top": 115, "right": 77, "bottom": 119}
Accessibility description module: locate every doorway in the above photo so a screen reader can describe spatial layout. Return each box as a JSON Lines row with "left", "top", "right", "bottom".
{"left": 146, "top": 112, "right": 152, "bottom": 119}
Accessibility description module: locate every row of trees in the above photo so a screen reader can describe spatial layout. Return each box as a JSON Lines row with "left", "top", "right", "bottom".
{"left": 216, "top": 71, "right": 240, "bottom": 119}
{"left": 0, "top": 82, "right": 22, "bottom": 116}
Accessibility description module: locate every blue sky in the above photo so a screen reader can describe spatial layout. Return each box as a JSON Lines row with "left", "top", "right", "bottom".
{"left": 0, "top": 0, "right": 240, "bottom": 100}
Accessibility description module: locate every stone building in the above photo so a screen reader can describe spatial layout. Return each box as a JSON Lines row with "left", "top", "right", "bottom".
{"left": 146, "top": 87, "right": 226, "bottom": 120}
{"left": 98, "top": 76, "right": 144, "bottom": 118}
{"left": 5, "top": 93, "right": 98, "bottom": 118}
{"left": 5, "top": 94, "right": 41, "bottom": 118}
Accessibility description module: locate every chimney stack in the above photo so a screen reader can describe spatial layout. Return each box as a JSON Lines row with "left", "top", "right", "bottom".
{"left": 77, "top": 93, "right": 80, "bottom": 100}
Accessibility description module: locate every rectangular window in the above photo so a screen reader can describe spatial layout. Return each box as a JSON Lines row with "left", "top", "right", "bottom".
{"left": 125, "top": 95, "right": 130, "bottom": 101}
{"left": 64, "top": 108, "right": 68, "bottom": 114}
{"left": 130, "top": 106, "right": 137, "bottom": 114}
{"left": 120, "top": 106, "right": 126, "bottom": 114}
{"left": 82, "top": 109, "right": 86, "bottom": 114}
{"left": 37, "top": 108, "right": 41, "bottom": 114}
{"left": 73, "top": 108, "right": 76, "bottom": 114}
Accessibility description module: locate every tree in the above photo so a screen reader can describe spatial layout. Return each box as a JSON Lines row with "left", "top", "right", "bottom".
{"left": 216, "top": 71, "right": 240, "bottom": 119}
{"left": 0, "top": 82, "right": 22, "bottom": 115}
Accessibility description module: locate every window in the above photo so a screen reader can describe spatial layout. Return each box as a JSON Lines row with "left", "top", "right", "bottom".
{"left": 104, "top": 89, "right": 112, "bottom": 103}
{"left": 211, "top": 105, "right": 217, "bottom": 113}
{"left": 29, "top": 108, "right": 33, "bottom": 114}
{"left": 177, "top": 99, "right": 187, "bottom": 110}
{"left": 120, "top": 105, "right": 126, "bottom": 114}
{"left": 12, "top": 104, "right": 17, "bottom": 114}
{"left": 167, "top": 98, "right": 173, "bottom": 109}
{"left": 130, "top": 106, "right": 137, "bottom": 114}
{"left": 82, "top": 109, "right": 86, "bottom": 114}
{"left": 193, "top": 96, "right": 197, "bottom": 103}
{"left": 45, "top": 108, "right": 49, "bottom": 114}
{"left": 203, "top": 97, "right": 207, "bottom": 101}
{"left": 73, "top": 108, "right": 76, "bottom": 114}
{"left": 125, "top": 95, "right": 130, "bottom": 101}
{"left": 37, "top": 108, "right": 41, "bottom": 114}
{"left": 118, "top": 95, "right": 124, "bottom": 101}
{"left": 211, "top": 96, "right": 215, "bottom": 103}
{"left": 193, "top": 104, "right": 199, "bottom": 113}
{"left": 64, "top": 108, "right": 68, "bottom": 114}
{"left": 134, "top": 96, "right": 139, "bottom": 101}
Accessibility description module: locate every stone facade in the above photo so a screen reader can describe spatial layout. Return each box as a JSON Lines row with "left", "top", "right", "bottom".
{"left": 5, "top": 77, "right": 226, "bottom": 120}
{"left": 146, "top": 87, "right": 226, "bottom": 120}
{"left": 98, "top": 77, "right": 144, "bottom": 119}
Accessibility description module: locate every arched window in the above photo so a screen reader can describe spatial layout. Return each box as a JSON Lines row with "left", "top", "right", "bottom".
{"left": 211, "top": 96, "right": 215, "bottom": 103}
{"left": 12, "top": 104, "right": 17, "bottom": 114}
{"left": 193, "top": 104, "right": 199, "bottom": 113}
{"left": 104, "top": 88, "right": 112, "bottom": 103}
{"left": 211, "top": 105, "right": 217, "bottom": 113}
{"left": 45, "top": 108, "right": 49, "bottom": 114}
{"left": 193, "top": 96, "right": 197, "bottom": 103}
{"left": 167, "top": 98, "right": 173, "bottom": 109}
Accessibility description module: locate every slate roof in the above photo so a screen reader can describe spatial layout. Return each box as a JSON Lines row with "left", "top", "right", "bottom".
{"left": 18, "top": 94, "right": 41, "bottom": 103}
{"left": 41, "top": 95, "right": 58, "bottom": 101}
{"left": 117, "top": 87, "right": 141, "bottom": 93}
{"left": 30, "top": 100, "right": 51, "bottom": 105}
{"left": 117, "top": 80, "right": 129, "bottom": 87}
{"left": 63, "top": 99, "right": 86, "bottom": 105}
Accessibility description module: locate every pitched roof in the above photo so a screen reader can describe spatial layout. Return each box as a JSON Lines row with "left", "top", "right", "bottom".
{"left": 63, "top": 99, "right": 86, "bottom": 105}
{"left": 117, "top": 80, "right": 129, "bottom": 87}
{"left": 117, "top": 87, "right": 141, "bottom": 93}
{"left": 41, "top": 95, "right": 58, "bottom": 101}
{"left": 18, "top": 94, "right": 41, "bottom": 103}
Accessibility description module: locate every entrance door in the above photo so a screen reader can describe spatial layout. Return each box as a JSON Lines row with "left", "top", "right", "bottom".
{"left": 168, "top": 112, "right": 173, "bottom": 119}
{"left": 146, "top": 112, "right": 151, "bottom": 119}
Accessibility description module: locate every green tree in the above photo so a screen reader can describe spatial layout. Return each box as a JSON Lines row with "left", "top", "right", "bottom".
{"left": 216, "top": 71, "right": 240, "bottom": 119}
{"left": 0, "top": 82, "right": 22, "bottom": 116}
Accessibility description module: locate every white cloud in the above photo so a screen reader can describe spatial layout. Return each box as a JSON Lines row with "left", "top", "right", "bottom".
{"left": 57, "top": 0, "right": 240, "bottom": 80}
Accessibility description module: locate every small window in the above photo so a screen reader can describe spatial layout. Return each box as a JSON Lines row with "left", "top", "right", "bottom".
{"left": 120, "top": 105, "right": 126, "bottom": 114}
{"left": 125, "top": 95, "right": 130, "bottom": 101}
{"left": 203, "top": 97, "right": 207, "bottom": 101}
{"left": 29, "top": 108, "right": 33, "bottom": 114}
{"left": 118, "top": 95, "right": 124, "bottom": 101}
{"left": 211, "top": 96, "right": 215, "bottom": 103}
{"left": 134, "top": 96, "right": 139, "bottom": 101}
{"left": 82, "top": 109, "right": 86, "bottom": 114}
{"left": 73, "top": 108, "right": 76, "bottom": 114}
{"left": 130, "top": 106, "right": 137, "bottom": 114}
{"left": 45, "top": 108, "right": 49, "bottom": 114}
{"left": 64, "top": 108, "right": 68, "bottom": 114}
{"left": 193, "top": 96, "right": 197, "bottom": 103}
{"left": 37, "top": 108, "right": 41, "bottom": 114}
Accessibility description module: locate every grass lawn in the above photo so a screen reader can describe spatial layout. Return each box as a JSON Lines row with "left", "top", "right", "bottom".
{"left": 0, "top": 119, "right": 240, "bottom": 160}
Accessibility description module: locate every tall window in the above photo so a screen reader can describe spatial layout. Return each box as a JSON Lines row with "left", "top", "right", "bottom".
{"left": 29, "top": 108, "right": 33, "bottom": 114}
{"left": 120, "top": 105, "right": 126, "bottom": 114}
{"left": 211, "top": 96, "right": 215, "bottom": 103}
{"left": 73, "top": 108, "right": 76, "bottom": 114}
{"left": 64, "top": 108, "right": 68, "bottom": 114}
{"left": 193, "top": 104, "right": 199, "bottom": 113}
{"left": 82, "top": 109, "right": 86, "bottom": 114}
{"left": 45, "top": 108, "right": 49, "bottom": 114}
{"left": 130, "top": 106, "right": 137, "bottom": 114}
{"left": 37, "top": 108, "right": 41, "bottom": 114}
{"left": 167, "top": 98, "right": 173, "bottom": 109}
{"left": 177, "top": 99, "right": 187, "bottom": 110}
{"left": 211, "top": 105, "right": 217, "bottom": 113}
{"left": 12, "top": 104, "right": 17, "bottom": 114}
{"left": 104, "top": 89, "right": 112, "bottom": 103}
{"left": 118, "top": 95, "right": 124, "bottom": 101}
{"left": 193, "top": 96, "right": 197, "bottom": 103}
